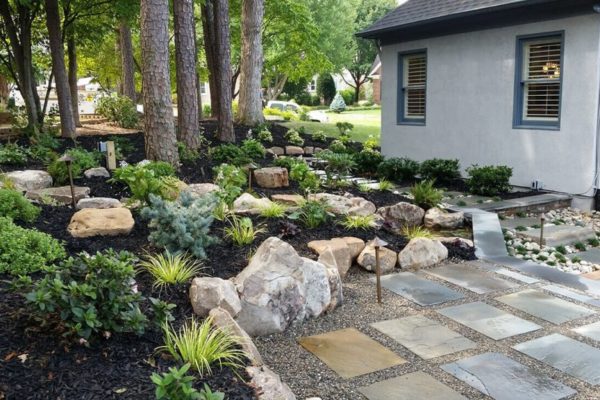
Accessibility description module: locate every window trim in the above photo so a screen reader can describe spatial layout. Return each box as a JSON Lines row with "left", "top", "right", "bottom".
{"left": 397, "top": 49, "right": 427, "bottom": 126}
{"left": 513, "top": 31, "right": 565, "bottom": 131}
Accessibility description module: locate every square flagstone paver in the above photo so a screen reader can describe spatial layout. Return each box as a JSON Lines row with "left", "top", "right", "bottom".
{"left": 542, "top": 285, "right": 600, "bottom": 308}
{"left": 491, "top": 267, "right": 540, "bottom": 284}
{"left": 517, "top": 225, "right": 596, "bottom": 247}
{"left": 496, "top": 289, "right": 595, "bottom": 324}
{"left": 572, "top": 321, "right": 600, "bottom": 341}
{"left": 514, "top": 333, "right": 600, "bottom": 385}
{"left": 424, "top": 263, "right": 519, "bottom": 294}
{"left": 567, "top": 248, "right": 600, "bottom": 264}
{"left": 358, "top": 371, "right": 467, "bottom": 400}
{"left": 298, "top": 328, "right": 406, "bottom": 379}
{"left": 371, "top": 315, "right": 476, "bottom": 359}
{"left": 441, "top": 352, "right": 576, "bottom": 400}
{"left": 438, "top": 302, "right": 541, "bottom": 340}
{"left": 379, "top": 272, "right": 464, "bottom": 306}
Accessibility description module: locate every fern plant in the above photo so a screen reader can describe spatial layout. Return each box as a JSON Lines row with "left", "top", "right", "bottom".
{"left": 410, "top": 180, "right": 443, "bottom": 210}
{"left": 138, "top": 251, "right": 203, "bottom": 290}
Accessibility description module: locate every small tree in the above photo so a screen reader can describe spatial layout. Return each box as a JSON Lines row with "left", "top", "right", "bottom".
{"left": 317, "top": 73, "right": 336, "bottom": 104}
{"left": 329, "top": 92, "right": 346, "bottom": 113}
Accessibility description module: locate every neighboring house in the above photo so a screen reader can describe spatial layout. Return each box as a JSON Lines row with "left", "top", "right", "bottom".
{"left": 306, "top": 70, "right": 374, "bottom": 100}
{"left": 358, "top": 0, "right": 600, "bottom": 207}
{"left": 368, "top": 55, "right": 382, "bottom": 104}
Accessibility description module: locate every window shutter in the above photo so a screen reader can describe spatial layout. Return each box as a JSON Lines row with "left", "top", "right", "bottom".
{"left": 523, "top": 40, "right": 561, "bottom": 121}
{"left": 404, "top": 54, "right": 427, "bottom": 119}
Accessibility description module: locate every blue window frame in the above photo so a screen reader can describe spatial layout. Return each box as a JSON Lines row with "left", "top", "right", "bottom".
{"left": 397, "top": 50, "right": 427, "bottom": 125}
{"left": 513, "top": 32, "right": 564, "bottom": 130}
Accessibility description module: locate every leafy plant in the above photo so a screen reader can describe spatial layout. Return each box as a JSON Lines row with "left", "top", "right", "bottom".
{"left": 199, "top": 384, "right": 225, "bottom": 400}
{"left": 257, "top": 128, "right": 273, "bottom": 143}
{"left": 320, "top": 151, "right": 356, "bottom": 184}
{"left": 112, "top": 162, "right": 179, "bottom": 204}
{"left": 336, "top": 122, "right": 353, "bottom": 135}
{"left": 259, "top": 202, "right": 287, "bottom": 218}
{"left": 572, "top": 256, "right": 582, "bottom": 263}
{"left": 312, "top": 130, "right": 327, "bottom": 142}
{"left": 240, "top": 139, "right": 266, "bottom": 160}
{"left": 139, "top": 251, "right": 203, "bottom": 290}
{"left": 142, "top": 192, "right": 219, "bottom": 259}
{"left": 575, "top": 242, "right": 586, "bottom": 251}
{"left": 328, "top": 139, "right": 348, "bottom": 154}
{"left": 466, "top": 164, "right": 513, "bottom": 195}
{"left": 211, "top": 144, "right": 251, "bottom": 166}
{"left": 588, "top": 238, "right": 600, "bottom": 247}
{"left": 278, "top": 220, "right": 301, "bottom": 238}
{"left": 289, "top": 162, "right": 320, "bottom": 194}
{"left": 284, "top": 129, "right": 304, "bottom": 146}
{"left": 273, "top": 156, "right": 301, "bottom": 171}
{"left": 95, "top": 94, "right": 139, "bottom": 128}
{"left": 109, "top": 135, "right": 136, "bottom": 160}
{"left": 555, "top": 245, "right": 567, "bottom": 254}
{"left": 410, "top": 180, "right": 443, "bottom": 210}
{"left": 151, "top": 363, "right": 202, "bottom": 400}
{"left": 48, "top": 148, "right": 102, "bottom": 184}
{"left": 363, "top": 135, "right": 378, "bottom": 150}
{"left": 0, "top": 217, "right": 66, "bottom": 275}
{"left": 288, "top": 200, "right": 332, "bottom": 228}
{"left": 402, "top": 225, "right": 435, "bottom": 239}
{"left": 26, "top": 250, "right": 147, "bottom": 339}
{"left": 340, "top": 215, "right": 377, "bottom": 230}
{"left": 223, "top": 216, "right": 265, "bottom": 246}
{"left": 420, "top": 158, "right": 461, "bottom": 183}
{"left": 159, "top": 317, "right": 246, "bottom": 376}
{"left": 377, "top": 157, "right": 420, "bottom": 181}
{"left": 0, "top": 143, "right": 29, "bottom": 165}
{"left": 0, "top": 188, "right": 40, "bottom": 223}
{"left": 353, "top": 149, "right": 383, "bottom": 175}
{"left": 378, "top": 179, "right": 393, "bottom": 191}
{"left": 212, "top": 164, "right": 246, "bottom": 205}
{"left": 178, "top": 142, "right": 200, "bottom": 164}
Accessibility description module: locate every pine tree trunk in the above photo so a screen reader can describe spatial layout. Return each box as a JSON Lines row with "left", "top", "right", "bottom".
{"left": 0, "top": 75, "right": 8, "bottom": 105}
{"left": 238, "top": 0, "right": 264, "bottom": 126}
{"left": 45, "top": 0, "right": 76, "bottom": 138}
{"left": 140, "top": 0, "right": 179, "bottom": 165}
{"left": 201, "top": 1, "right": 219, "bottom": 118}
{"left": 173, "top": 0, "right": 200, "bottom": 149}
{"left": 67, "top": 33, "right": 81, "bottom": 127}
{"left": 212, "top": 0, "right": 234, "bottom": 142}
{"left": 119, "top": 21, "right": 136, "bottom": 102}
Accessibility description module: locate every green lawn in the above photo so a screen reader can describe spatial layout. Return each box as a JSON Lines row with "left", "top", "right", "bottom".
{"left": 280, "top": 108, "right": 381, "bottom": 144}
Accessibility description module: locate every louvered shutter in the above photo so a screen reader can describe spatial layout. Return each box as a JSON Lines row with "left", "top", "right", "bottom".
{"left": 403, "top": 53, "right": 426, "bottom": 119}
{"left": 523, "top": 39, "right": 561, "bottom": 121}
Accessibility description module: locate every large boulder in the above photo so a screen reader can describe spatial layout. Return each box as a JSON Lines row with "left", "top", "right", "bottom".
{"left": 190, "top": 277, "right": 241, "bottom": 318}
{"left": 307, "top": 237, "right": 365, "bottom": 278}
{"left": 424, "top": 207, "right": 464, "bottom": 229}
{"left": 209, "top": 307, "right": 263, "bottom": 366}
{"left": 67, "top": 208, "right": 135, "bottom": 238}
{"left": 254, "top": 167, "right": 289, "bottom": 189}
{"left": 309, "top": 193, "right": 376, "bottom": 216}
{"left": 246, "top": 366, "right": 296, "bottom": 400}
{"left": 5, "top": 170, "right": 52, "bottom": 192}
{"left": 84, "top": 167, "right": 110, "bottom": 179}
{"left": 184, "top": 183, "right": 220, "bottom": 198}
{"left": 376, "top": 202, "right": 425, "bottom": 234}
{"left": 357, "top": 241, "right": 398, "bottom": 273}
{"left": 233, "top": 193, "right": 273, "bottom": 215}
{"left": 398, "top": 238, "right": 448, "bottom": 269}
{"left": 233, "top": 237, "right": 339, "bottom": 336}
{"left": 27, "top": 186, "right": 90, "bottom": 205}
{"left": 76, "top": 197, "right": 122, "bottom": 210}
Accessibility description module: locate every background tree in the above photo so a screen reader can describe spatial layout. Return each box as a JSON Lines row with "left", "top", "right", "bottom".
{"left": 140, "top": 0, "right": 179, "bottom": 164}
{"left": 119, "top": 21, "right": 136, "bottom": 101}
{"left": 317, "top": 73, "right": 336, "bottom": 105}
{"left": 237, "top": 0, "right": 264, "bottom": 126}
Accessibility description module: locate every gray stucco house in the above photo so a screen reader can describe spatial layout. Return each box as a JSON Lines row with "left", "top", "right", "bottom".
{"left": 358, "top": 0, "right": 600, "bottom": 208}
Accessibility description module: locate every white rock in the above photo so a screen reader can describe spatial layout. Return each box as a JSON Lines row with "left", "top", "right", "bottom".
{"left": 184, "top": 183, "right": 220, "bottom": 198}
{"left": 233, "top": 193, "right": 273, "bottom": 215}
{"left": 424, "top": 207, "right": 464, "bottom": 229}
{"left": 246, "top": 366, "right": 296, "bottom": 400}
{"left": 357, "top": 242, "right": 397, "bottom": 273}
{"left": 5, "top": 170, "right": 52, "bottom": 192}
{"left": 309, "top": 193, "right": 376, "bottom": 216}
{"left": 190, "top": 277, "right": 241, "bottom": 318}
{"left": 27, "top": 186, "right": 90, "bottom": 205}
{"left": 398, "top": 238, "right": 448, "bottom": 269}
{"left": 76, "top": 197, "right": 122, "bottom": 209}
{"left": 84, "top": 167, "right": 110, "bottom": 178}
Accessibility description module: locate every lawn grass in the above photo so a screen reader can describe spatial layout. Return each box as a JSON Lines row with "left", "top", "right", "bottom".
{"left": 279, "top": 108, "right": 381, "bottom": 144}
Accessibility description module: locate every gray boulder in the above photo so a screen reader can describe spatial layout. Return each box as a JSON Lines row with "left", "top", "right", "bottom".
{"left": 246, "top": 366, "right": 296, "bottom": 400}
{"left": 76, "top": 197, "right": 122, "bottom": 209}
{"left": 357, "top": 242, "right": 398, "bottom": 273}
{"left": 376, "top": 202, "right": 425, "bottom": 234}
{"left": 398, "top": 238, "right": 448, "bottom": 269}
{"left": 190, "top": 277, "right": 242, "bottom": 318}
{"left": 424, "top": 207, "right": 464, "bottom": 229}
{"left": 5, "top": 170, "right": 52, "bottom": 192}
{"left": 84, "top": 167, "right": 110, "bottom": 179}
{"left": 27, "top": 186, "right": 90, "bottom": 205}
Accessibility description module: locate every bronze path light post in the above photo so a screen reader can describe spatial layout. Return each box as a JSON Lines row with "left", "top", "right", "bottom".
{"left": 58, "top": 154, "right": 76, "bottom": 208}
{"left": 372, "top": 236, "right": 388, "bottom": 304}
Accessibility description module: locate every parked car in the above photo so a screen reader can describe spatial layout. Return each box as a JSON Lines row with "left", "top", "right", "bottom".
{"left": 265, "top": 100, "right": 328, "bottom": 123}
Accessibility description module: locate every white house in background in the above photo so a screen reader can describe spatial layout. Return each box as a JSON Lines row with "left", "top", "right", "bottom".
{"left": 307, "top": 70, "right": 374, "bottom": 100}
{"left": 358, "top": 0, "right": 600, "bottom": 208}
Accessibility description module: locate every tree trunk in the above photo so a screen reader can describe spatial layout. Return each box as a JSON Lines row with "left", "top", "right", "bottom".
{"left": 212, "top": 0, "right": 234, "bottom": 142}
{"left": 193, "top": 14, "right": 203, "bottom": 120}
{"left": 67, "top": 33, "right": 81, "bottom": 127}
{"left": 238, "top": 0, "right": 264, "bottom": 125}
{"left": 173, "top": 0, "right": 200, "bottom": 149}
{"left": 0, "top": 75, "right": 8, "bottom": 105}
{"left": 140, "top": 0, "right": 179, "bottom": 165}
{"left": 201, "top": 1, "right": 219, "bottom": 118}
{"left": 119, "top": 21, "right": 136, "bottom": 102}
{"left": 45, "top": 0, "right": 76, "bottom": 138}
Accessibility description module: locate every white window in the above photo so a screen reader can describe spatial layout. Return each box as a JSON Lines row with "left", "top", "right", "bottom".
{"left": 398, "top": 52, "right": 426, "bottom": 123}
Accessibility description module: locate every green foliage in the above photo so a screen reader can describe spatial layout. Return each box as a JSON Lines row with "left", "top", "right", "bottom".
{"left": 199, "top": 384, "right": 225, "bottom": 400}
{"left": 273, "top": 156, "right": 302, "bottom": 171}
{"left": 211, "top": 144, "right": 250, "bottom": 166}
{"left": 257, "top": 128, "right": 273, "bottom": 143}
{"left": 151, "top": 363, "right": 202, "bottom": 400}
{"left": 110, "top": 136, "right": 136, "bottom": 160}
{"left": 139, "top": 251, "right": 203, "bottom": 290}
{"left": 340, "top": 89, "right": 355, "bottom": 106}
{"left": 95, "top": 95, "right": 139, "bottom": 128}
{"left": 47, "top": 147, "right": 102, "bottom": 184}
{"left": 142, "top": 193, "right": 219, "bottom": 259}
{"left": 378, "top": 179, "right": 393, "bottom": 191}
{"left": 410, "top": 180, "right": 443, "bottom": 210}
{"left": 284, "top": 129, "right": 304, "bottom": 146}
{"left": 241, "top": 139, "right": 266, "bottom": 160}
{"left": 363, "top": 135, "right": 378, "bottom": 150}
{"left": 317, "top": 73, "right": 336, "bottom": 104}
{"left": 402, "top": 226, "right": 435, "bottom": 239}
{"left": 340, "top": 214, "right": 377, "bottom": 230}
{"left": 290, "top": 162, "right": 320, "bottom": 193}
{"left": 0, "top": 143, "right": 29, "bottom": 165}
{"left": 377, "top": 157, "right": 420, "bottom": 181}
{"left": 420, "top": 159, "right": 461, "bottom": 183}
{"left": 515, "top": 226, "right": 527, "bottom": 232}
{"left": 336, "top": 122, "right": 354, "bottom": 136}
{"left": 0, "top": 188, "right": 40, "bottom": 223}
{"left": 224, "top": 216, "right": 266, "bottom": 246}
{"left": 575, "top": 242, "right": 586, "bottom": 251}
{"left": 213, "top": 164, "right": 247, "bottom": 205}
{"left": 466, "top": 165, "right": 513, "bottom": 196}
{"left": 329, "top": 92, "right": 346, "bottom": 113}
{"left": 259, "top": 202, "right": 288, "bottom": 218}
{"left": 555, "top": 245, "right": 567, "bottom": 254}
{"left": 178, "top": 142, "right": 200, "bottom": 164}
{"left": 159, "top": 318, "right": 246, "bottom": 376}
{"left": 26, "top": 250, "right": 147, "bottom": 339}
{"left": 289, "top": 200, "right": 332, "bottom": 228}
{"left": 312, "top": 130, "right": 327, "bottom": 142}
{"left": 0, "top": 217, "right": 65, "bottom": 275}
{"left": 328, "top": 140, "right": 348, "bottom": 153}
{"left": 112, "top": 162, "right": 179, "bottom": 204}
{"left": 320, "top": 151, "right": 356, "bottom": 183}
{"left": 588, "top": 238, "right": 600, "bottom": 247}
{"left": 572, "top": 256, "right": 582, "bottom": 263}
{"left": 353, "top": 148, "right": 383, "bottom": 175}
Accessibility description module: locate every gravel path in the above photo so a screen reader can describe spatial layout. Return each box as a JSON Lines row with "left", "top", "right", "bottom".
{"left": 254, "top": 260, "right": 600, "bottom": 399}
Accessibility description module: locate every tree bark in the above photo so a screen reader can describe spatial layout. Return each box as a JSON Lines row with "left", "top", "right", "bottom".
{"left": 238, "top": 0, "right": 264, "bottom": 125}
{"left": 0, "top": 75, "right": 8, "bottom": 105}
{"left": 212, "top": 0, "right": 234, "bottom": 142}
{"left": 67, "top": 33, "right": 81, "bottom": 127}
{"left": 119, "top": 21, "right": 136, "bottom": 102}
{"left": 201, "top": 1, "right": 219, "bottom": 118}
{"left": 45, "top": 0, "right": 76, "bottom": 138}
{"left": 140, "top": 0, "right": 179, "bottom": 165}
{"left": 173, "top": 0, "right": 200, "bottom": 149}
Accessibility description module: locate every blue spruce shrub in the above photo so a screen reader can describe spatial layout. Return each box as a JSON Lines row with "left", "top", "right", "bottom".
{"left": 329, "top": 92, "right": 346, "bottom": 113}
{"left": 141, "top": 192, "right": 219, "bottom": 259}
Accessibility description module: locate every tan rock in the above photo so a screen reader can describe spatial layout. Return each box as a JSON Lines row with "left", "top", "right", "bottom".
{"left": 5, "top": 170, "right": 52, "bottom": 192}
{"left": 317, "top": 239, "right": 352, "bottom": 278}
{"left": 190, "top": 277, "right": 241, "bottom": 317}
{"left": 233, "top": 193, "right": 273, "bottom": 214}
{"left": 246, "top": 365, "right": 296, "bottom": 400}
{"left": 424, "top": 207, "right": 464, "bottom": 229}
{"left": 303, "top": 146, "right": 314, "bottom": 154}
{"left": 357, "top": 242, "right": 397, "bottom": 273}
{"left": 254, "top": 167, "right": 289, "bottom": 189}
{"left": 342, "top": 237, "right": 366, "bottom": 258}
{"left": 376, "top": 202, "right": 425, "bottom": 234}
{"left": 285, "top": 146, "right": 304, "bottom": 155}
{"left": 209, "top": 307, "right": 263, "bottom": 366}
{"left": 272, "top": 194, "right": 304, "bottom": 206}
{"left": 68, "top": 208, "right": 135, "bottom": 238}
{"left": 27, "top": 186, "right": 90, "bottom": 205}
{"left": 184, "top": 183, "right": 220, "bottom": 198}
{"left": 76, "top": 197, "right": 122, "bottom": 209}
{"left": 267, "top": 146, "right": 284, "bottom": 156}
{"left": 398, "top": 238, "right": 448, "bottom": 269}
{"left": 309, "top": 193, "right": 376, "bottom": 216}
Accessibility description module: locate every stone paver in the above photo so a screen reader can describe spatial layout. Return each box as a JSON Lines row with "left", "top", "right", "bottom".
{"left": 496, "top": 289, "right": 595, "bottom": 325}
{"left": 298, "top": 328, "right": 405, "bottom": 379}
{"left": 572, "top": 321, "right": 600, "bottom": 341}
{"left": 491, "top": 267, "right": 540, "bottom": 283}
{"left": 542, "top": 284, "right": 600, "bottom": 308}
{"left": 517, "top": 225, "right": 596, "bottom": 247}
{"left": 358, "top": 371, "right": 466, "bottom": 400}
{"left": 371, "top": 315, "right": 476, "bottom": 359}
{"left": 424, "top": 263, "right": 519, "bottom": 294}
{"left": 379, "top": 272, "right": 464, "bottom": 306}
{"left": 499, "top": 217, "right": 542, "bottom": 229}
{"left": 438, "top": 302, "right": 541, "bottom": 340}
{"left": 441, "top": 352, "right": 576, "bottom": 400}
{"left": 567, "top": 248, "right": 600, "bottom": 264}
{"left": 514, "top": 333, "right": 600, "bottom": 385}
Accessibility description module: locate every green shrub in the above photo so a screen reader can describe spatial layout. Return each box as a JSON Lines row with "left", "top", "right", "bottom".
{"left": 211, "top": 144, "right": 250, "bottom": 166}
{"left": 313, "top": 130, "right": 327, "bottom": 142}
{"left": 317, "top": 73, "right": 336, "bottom": 104}
{"left": 402, "top": 226, "right": 435, "bottom": 239}
{"left": 329, "top": 93, "right": 346, "bottom": 113}
{"left": 224, "top": 216, "right": 265, "bottom": 246}
{"left": 202, "top": 104, "right": 212, "bottom": 117}
{"left": 0, "top": 188, "right": 40, "bottom": 223}
{"left": 420, "top": 158, "right": 461, "bottom": 183}
{"left": 320, "top": 151, "right": 355, "bottom": 183}
{"left": 575, "top": 242, "right": 586, "bottom": 251}
{"left": 284, "top": 129, "right": 304, "bottom": 146}
{"left": 0, "top": 217, "right": 65, "bottom": 275}
{"left": 259, "top": 202, "right": 288, "bottom": 218}
{"left": 289, "top": 200, "right": 333, "bottom": 228}
{"left": 48, "top": 148, "right": 102, "bottom": 184}
{"left": 340, "top": 89, "right": 355, "bottom": 106}
{"left": 95, "top": 95, "right": 139, "bottom": 128}
{"left": 241, "top": 139, "right": 266, "bottom": 160}
{"left": 151, "top": 363, "right": 203, "bottom": 400}
{"left": 289, "top": 162, "right": 320, "bottom": 194}
{"left": 466, "top": 164, "right": 513, "bottom": 195}
{"left": 0, "top": 143, "right": 29, "bottom": 165}
{"left": 141, "top": 192, "right": 218, "bottom": 259}
{"left": 377, "top": 157, "right": 420, "bottom": 181}
{"left": 340, "top": 215, "right": 377, "bottom": 230}
{"left": 26, "top": 250, "right": 148, "bottom": 339}
{"left": 336, "top": 122, "right": 353, "bottom": 136}
{"left": 274, "top": 156, "right": 302, "bottom": 171}
{"left": 363, "top": 135, "right": 378, "bottom": 150}
{"left": 178, "top": 142, "right": 200, "bottom": 164}
{"left": 328, "top": 140, "right": 348, "bottom": 154}
{"left": 109, "top": 135, "right": 136, "bottom": 160}
{"left": 353, "top": 149, "right": 384, "bottom": 175}
{"left": 410, "top": 180, "right": 443, "bottom": 210}
{"left": 213, "top": 164, "right": 246, "bottom": 205}
{"left": 257, "top": 128, "right": 273, "bottom": 143}
{"left": 112, "top": 162, "right": 179, "bottom": 204}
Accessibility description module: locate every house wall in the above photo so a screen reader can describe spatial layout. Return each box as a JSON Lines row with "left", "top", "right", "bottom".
{"left": 380, "top": 14, "right": 600, "bottom": 196}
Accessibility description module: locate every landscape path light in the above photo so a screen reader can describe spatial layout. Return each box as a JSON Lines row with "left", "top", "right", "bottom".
{"left": 58, "top": 154, "right": 76, "bottom": 208}
{"left": 372, "top": 236, "right": 388, "bottom": 304}
{"left": 245, "top": 162, "right": 259, "bottom": 191}
{"left": 540, "top": 213, "right": 546, "bottom": 246}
